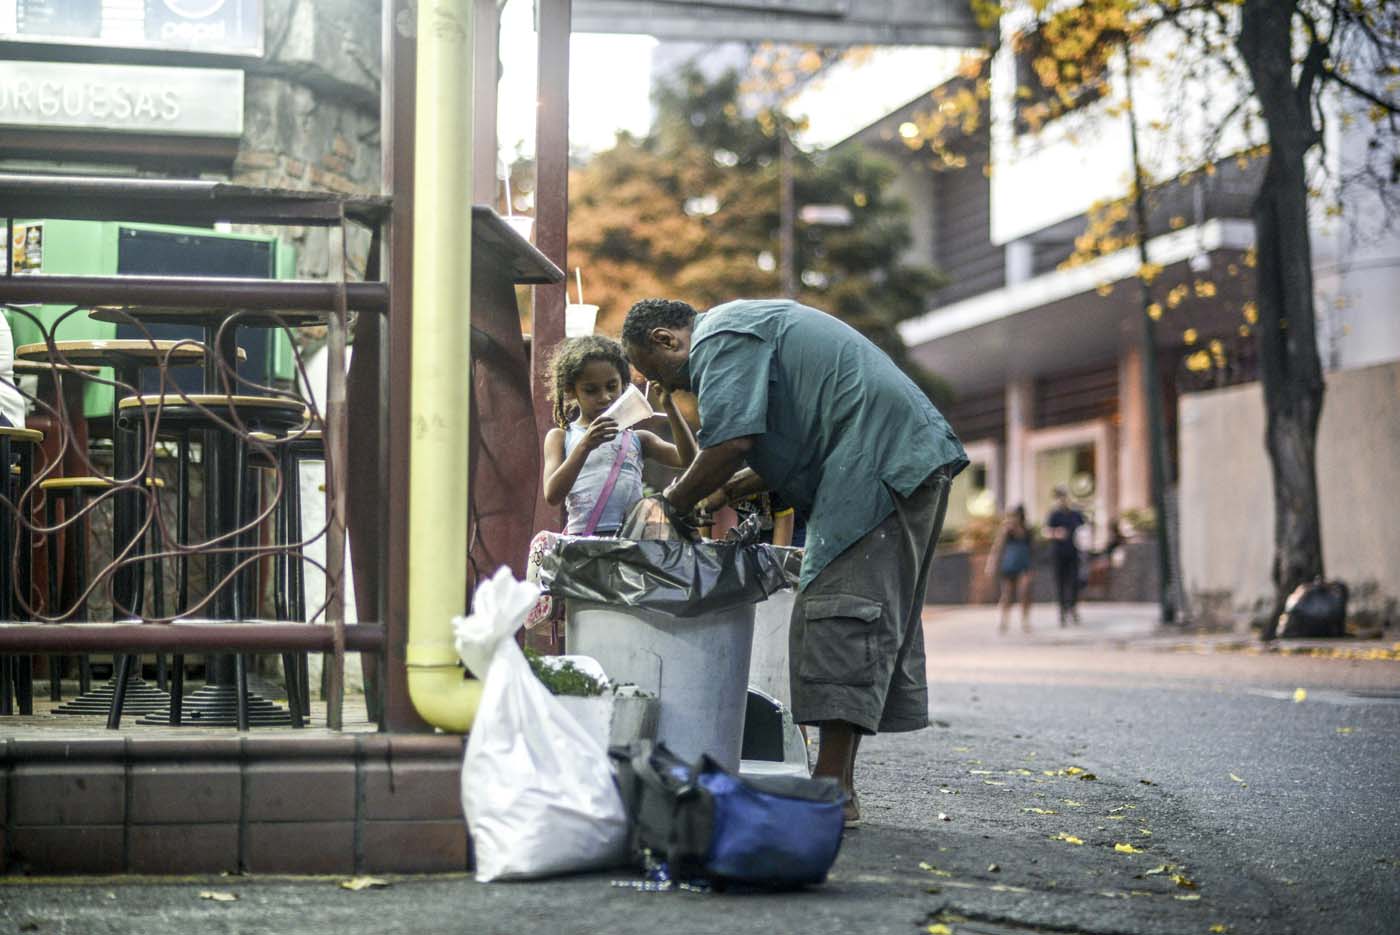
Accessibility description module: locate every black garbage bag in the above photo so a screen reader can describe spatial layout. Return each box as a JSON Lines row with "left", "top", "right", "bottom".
{"left": 1276, "top": 579, "right": 1349, "bottom": 639}
{"left": 537, "top": 536, "right": 799, "bottom": 618}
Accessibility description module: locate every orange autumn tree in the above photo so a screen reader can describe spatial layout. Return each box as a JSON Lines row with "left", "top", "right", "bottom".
{"left": 567, "top": 66, "right": 950, "bottom": 403}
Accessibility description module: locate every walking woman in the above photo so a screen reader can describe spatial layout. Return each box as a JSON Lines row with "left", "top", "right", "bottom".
{"left": 987, "top": 505, "right": 1034, "bottom": 634}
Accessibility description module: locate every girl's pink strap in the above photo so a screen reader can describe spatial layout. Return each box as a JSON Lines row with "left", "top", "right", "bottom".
{"left": 581, "top": 429, "right": 634, "bottom": 536}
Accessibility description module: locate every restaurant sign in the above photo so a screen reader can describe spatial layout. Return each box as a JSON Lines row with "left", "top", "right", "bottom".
{"left": 0, "top": 60, "right": 244, "bottom": 136}
{"left": 0, "top": 0, "right": 264, "bottom": 57}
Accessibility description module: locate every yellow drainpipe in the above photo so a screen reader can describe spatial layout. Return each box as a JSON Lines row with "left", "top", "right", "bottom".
{"left": 406, "top": 0, "right": 480, "bottom": 732}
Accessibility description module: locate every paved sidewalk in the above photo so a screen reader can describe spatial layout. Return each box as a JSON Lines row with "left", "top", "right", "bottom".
{"left": 925, "top": 601, "right": 1400, "bottom": 662}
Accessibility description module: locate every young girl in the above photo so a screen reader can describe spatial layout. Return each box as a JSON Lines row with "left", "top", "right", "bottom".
{"left": 986, "top": 505, "right": 1034, "bottom": 634}
{"left": 541, "top": 335, "right": 696, "bottom": 534}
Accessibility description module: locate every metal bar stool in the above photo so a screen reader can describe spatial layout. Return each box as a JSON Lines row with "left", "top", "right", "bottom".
{"left": 44, "top": 476, "right": 169, "bottom": 721}
{"left": 118, "top": 393, "right": 310, "bottom": 730}
{"left": 0, "top": 426, "right": 42, "bottom": 715}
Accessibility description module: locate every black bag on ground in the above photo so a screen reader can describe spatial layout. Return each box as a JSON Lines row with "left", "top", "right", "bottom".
{"left": 1276, "top": 579, "right": 1349, "bottom": 638}
{"left": 608, "top": 740, "right": 845, "bottom": 889}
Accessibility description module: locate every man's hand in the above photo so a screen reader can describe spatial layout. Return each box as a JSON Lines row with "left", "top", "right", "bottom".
{"left": 661, "top": 436, "right": 755, "bottom": 514}
{"left": 647, "top": 380, "right": 672, "bottom": 410}
{"left": 697, "top": 486, "right": 729, "bottom": 513}
{"left": 578, "top": 416, "right": 618, "bottom": 453}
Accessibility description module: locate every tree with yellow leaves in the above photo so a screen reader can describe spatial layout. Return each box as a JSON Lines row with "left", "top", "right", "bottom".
{"left": 955, "top": 0, "right": 1400, "bottom": 632}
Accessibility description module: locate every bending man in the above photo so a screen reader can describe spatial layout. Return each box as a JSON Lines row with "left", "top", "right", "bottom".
{"left": 622, "top": 298, "right": 966, "bottom": 825}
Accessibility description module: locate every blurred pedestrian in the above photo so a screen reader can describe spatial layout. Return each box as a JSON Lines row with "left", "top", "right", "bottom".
{"left": 1045, "top": 486, "right": 1086, "bottom": 626}
{"left": 987, "top": 505, "right": 1034, "bottom": 634}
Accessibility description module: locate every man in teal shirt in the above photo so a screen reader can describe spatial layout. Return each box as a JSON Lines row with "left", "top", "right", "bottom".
{"left": 623, "top": 298, "right": 966, "bottom": 825}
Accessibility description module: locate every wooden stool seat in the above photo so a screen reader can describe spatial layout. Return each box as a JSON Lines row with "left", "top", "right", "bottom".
{"left": 118, "top": 393, "right": 308, "bottom": 414}
{"left": 0, "top": 427, "right": 43, "bottom": 444}
{"left": 40, "top": 476, "right": 166, "bottom": 491}
{"left": 16, "top": 340, "right": 245, "bottom": 368}
{"left": 12, "top": 361, "right": 102, "bottom": 376}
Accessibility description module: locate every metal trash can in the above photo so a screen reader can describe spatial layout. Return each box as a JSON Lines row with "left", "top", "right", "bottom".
{"left": 540, "top": 536, "right": 795, "bottom": 772}
{"left": 566, "top": 599, "right": 754, "bottom": 771}
{"left": 747, "top": 553, "right": 800, "bottom": 709}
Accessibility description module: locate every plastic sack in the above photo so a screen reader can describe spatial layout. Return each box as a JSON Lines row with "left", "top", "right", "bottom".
{"left": 537, "top": 536, "right": 799, "bottom": 618}
{"left": 1276, "top": 578, "right": 1349, "bottom": 639}
{"left": 619, "top": 496, "right": 685, "bottom": 541}
{"left": 453, "top": 566, "right": 629, "bottom": 881}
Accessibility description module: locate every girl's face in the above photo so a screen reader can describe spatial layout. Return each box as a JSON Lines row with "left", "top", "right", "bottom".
{"left": 570, "top": 359, "right": 624, "bottom": 420}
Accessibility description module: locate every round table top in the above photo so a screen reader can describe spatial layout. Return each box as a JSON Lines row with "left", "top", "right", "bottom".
{"left": 88, "top": 306, "right": 328, "bottom": 328}
{"left": 16, "top": 340, "right": 246, "bottom": 368}
{"left": 12, "top": 359, "right": 103, "bottom": 375}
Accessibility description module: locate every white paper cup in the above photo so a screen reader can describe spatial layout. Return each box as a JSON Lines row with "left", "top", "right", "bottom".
{"left": 564, "top": 303, "right": 599, "bottom": 337}
{"left": 503, "top": 215, "right": 534, "bottom": 242}
{"left": 600, "top": 382, "right": 653, "bottom": 430}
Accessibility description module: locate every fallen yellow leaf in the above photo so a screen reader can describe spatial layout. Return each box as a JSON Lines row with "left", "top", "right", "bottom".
{"left": 1144, "top": 864, "right": 1172, "bottom": 876}
{"left": 1293, "top": 687, "right": 1307, "bottom": 703}
{"left": 918, "top": 860, "right": 953, "bottom": 877}
{"left": 1023, "top": 807, "right": 1057, "bottom": 815}
{"left": 1337, "top": 727, "right": 1355, "bottom": 735}
{"left": 1114, "top": 843, "right": 1143, "bottom": 854}
{"left": 1209, "top": 925, "right": 1230, "bottom": 934}
{"left": 1055, "top": 832, "right": 1085, "bottom": 845}
{"left": 1173, "top": 873, "right": 1199, "bottom": 890}
{"left": 199, "top": 891, "right": 238, "bottom": 902}
{"left": 1229, "top": 773, "right": 1247, "bottom": 787}
{"left": 927, "top": 925, "right": 953, "bottom": 935}
{"left": 1062, "top": 800, "right": 1084, "bottom": 807}
{"left": 339, "top": 876, "right": 390, "bottom": 891}
{"left": 1175, "top": 893, "right": 1202, "bottom": 902}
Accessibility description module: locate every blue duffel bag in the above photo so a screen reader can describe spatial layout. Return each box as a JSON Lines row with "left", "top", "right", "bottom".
{"left": 609, "top": 740, "right": 846, "bottom": 889}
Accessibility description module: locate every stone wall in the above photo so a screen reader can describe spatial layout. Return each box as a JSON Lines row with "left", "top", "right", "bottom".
{"left": 231, "top": 0, "right": 383, "bottom": 280}
{"left": 1178, "top": 359, "right": 1400, "bottom": 616}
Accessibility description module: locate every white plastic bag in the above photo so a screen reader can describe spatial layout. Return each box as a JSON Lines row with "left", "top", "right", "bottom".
{"left": 453, "top": 566, "right": 629, "bottom": 881}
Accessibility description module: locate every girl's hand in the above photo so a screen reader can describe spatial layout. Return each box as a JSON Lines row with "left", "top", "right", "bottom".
{"left": 647, "top": 380, "right": 673, "bottom": 410}
{"left": 579, "top": 416, "right": 619, "bottom": 452}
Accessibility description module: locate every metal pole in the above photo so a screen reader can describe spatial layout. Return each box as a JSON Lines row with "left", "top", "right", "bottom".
{"left": 473, "top": 0, "right": 503, "bottom": 206}
{"left": 325, "top": 217, "right": 350, "bottom": 730}
{"left": 779, "top": 128, "right": 797, "bottom": 298}
{"left": 1123, "top": 46, "right": 1176, "bottom": 625}
{"left": 531, "top": 0, "right": 571, "bottom": 532}
{"left": 381, "top": 0, "right": 429, "bottom": 731}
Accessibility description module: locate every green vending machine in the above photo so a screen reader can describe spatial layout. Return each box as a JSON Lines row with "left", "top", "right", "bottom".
{"left": 5, "top": 219, "right": 297, "bottom": 419}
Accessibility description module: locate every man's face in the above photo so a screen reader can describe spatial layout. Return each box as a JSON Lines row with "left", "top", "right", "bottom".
{"left": 625, "top": 326, "right": 693, "bottom": 391}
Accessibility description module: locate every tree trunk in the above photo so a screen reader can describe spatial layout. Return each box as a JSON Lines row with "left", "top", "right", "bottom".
{"left": 1238, "top": 1, "right": 1326, "bottom": 634}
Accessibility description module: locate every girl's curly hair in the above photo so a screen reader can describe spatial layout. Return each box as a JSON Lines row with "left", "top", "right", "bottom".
{"left": 546, "top": 335, "right": 632, "bottom": 428}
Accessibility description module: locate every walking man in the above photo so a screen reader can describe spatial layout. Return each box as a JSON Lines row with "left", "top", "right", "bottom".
{"left": 1046, "top": 486, "right": 1087, "bottom": 626}
{"left": 622, "top": 297, "right": 967, "bottom": 825}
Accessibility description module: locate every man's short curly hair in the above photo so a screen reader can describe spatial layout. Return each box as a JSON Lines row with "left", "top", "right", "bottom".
{"left": 621, "top": 298, "right": 697, "bottom": 347}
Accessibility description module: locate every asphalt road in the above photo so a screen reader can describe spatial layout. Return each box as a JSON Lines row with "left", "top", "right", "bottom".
{"left": 4, "top": 604, "right": 1398, "bottom": 935}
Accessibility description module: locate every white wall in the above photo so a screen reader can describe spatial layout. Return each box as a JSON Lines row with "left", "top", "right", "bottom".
{"left": 1313, "top": 93, "right": 1400, "bottom": 372}
{"left": 1178, "top": 360, "right": 1400, "bottom": 611}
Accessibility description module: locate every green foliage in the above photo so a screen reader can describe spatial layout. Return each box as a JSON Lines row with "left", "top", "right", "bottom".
{"left": 523, "top": 647, "right": 608, "bottom": 697}
{"left": 568, "top": 67, "right": 951, "bottom": 405}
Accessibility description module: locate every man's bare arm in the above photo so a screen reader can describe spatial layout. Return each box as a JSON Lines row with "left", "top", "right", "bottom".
{"left": 662, "top": 436, "right": 755, "bottom": 513}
